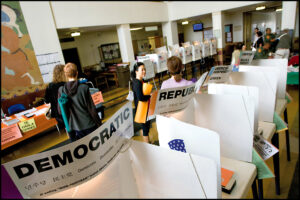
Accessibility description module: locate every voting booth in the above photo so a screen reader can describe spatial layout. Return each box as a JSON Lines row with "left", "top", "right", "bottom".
{"left": 1, "top": 102, "right": 219, "bottom": 199}
{"left": 168, "top": 44, "right": 182, "bottom": 59}
{"left": 192, "top": 41, "right": 202, "bottom": 61}
{"left": 202, "top": 40, "right": 211, "bottom": 58}
{"left": 136, "top": 56, "right": 156, "bottom": 80}
{"left": 247, "top": 58, "right": 288, "bottom": 99}
{"left": 180, "top": 42, "right": 193, "bottom": 64}
{"left": 145, "top": 46, "right": 167, "bottom": 73}
{"left": 210, "top": 38, "right": 217, "bottom": 56}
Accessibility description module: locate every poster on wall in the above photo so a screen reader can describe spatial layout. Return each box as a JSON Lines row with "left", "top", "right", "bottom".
{"left": 1, "top": 1, "right": 44, "bottom": 99}
{"left": 36, "top": 52, "right": 61, "bottom": 83}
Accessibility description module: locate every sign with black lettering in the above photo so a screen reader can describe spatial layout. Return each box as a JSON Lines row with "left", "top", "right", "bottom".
{"left": 203, "top": 66, "right": 231, "bottom": 86}
{"left": 253, "top": 134, "right": 279, "bottom": 160}
{"left": 148, "top": 84, "right": 196, "bottom": 116}
{"left": 2, "top": 102, "right": 133, "bottom": 198}
{"left": 239, "top": 51, "right": 255, "bottom": 65}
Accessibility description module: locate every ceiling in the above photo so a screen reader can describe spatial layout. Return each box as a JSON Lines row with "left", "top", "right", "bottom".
{"left": 57, "top": 1, "right": 283, "bottom": 38}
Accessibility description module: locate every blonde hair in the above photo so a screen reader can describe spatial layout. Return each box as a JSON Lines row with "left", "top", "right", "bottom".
{"left": 64, "top": 62, "right": 78, "bottom": 78}
{"left": 167, "top": 56, "right": 183, "bottom": 82}
{"left": 52, "top": 64, "right": 66, "bottom": 83}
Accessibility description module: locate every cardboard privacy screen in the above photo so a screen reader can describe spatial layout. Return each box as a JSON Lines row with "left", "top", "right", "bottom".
{"left": 208, "top": 83, "right": 259, "bottom": 134}
{"left": 156, "top": 115, "right": 221, "bottom": 198}
{"left": 228, "top": 71, "right": 276, "bottom": 123}
{"left": 47, "top": 140, "right": 218, "bottom": 198}
{"left": 164, "top": 93, "right": 253, "bottom": 163}
{"left": 241, "top": 58, "right": 287, "bottom": 99}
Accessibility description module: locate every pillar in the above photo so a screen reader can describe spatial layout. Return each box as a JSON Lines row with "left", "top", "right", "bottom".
{"left": 162, "top": 21, "right": 179, "bottom": 47}
{"left": 212, "top": 11, "right": 225, "bottom": 65}
{"left": 116, "top": 24, "right": 135, "bottom": 63}
{"left": 281, "top": 1, "right": 297, "bottom": 30}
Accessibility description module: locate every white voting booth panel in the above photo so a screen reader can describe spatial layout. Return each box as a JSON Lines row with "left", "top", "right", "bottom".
{"left": 168, "top": 44, "right": 182, "bottom": 59}
{"left": 136, "top": 56, "right": 156, "bottom": 80}
{"left": 202, "top": 41, "right": 211, "bottom": 58}
{"left": 210, "top": 39, "right": 217, "bottom": 56}
{"left": 247, "top": 58, "right": 288, "bottom": 99}
{"left": 228, "top": 71, "right": 276, "bottom": 123}
{"left": 192, "top": 41, "right": 202, "bottom": 61}
{"left": 156, "top": 115, "right": 221, "bottom": 198}
{"left": 162, "top": 94, "right": 253, "bottom": 163}
{"left": 180, "top": 42, "right": 193, "bottom": 64}
{"left": 208, "top": 83, "right": 259, "bottom": 134}
{"left": 47, "top": 140, "right": 218, "bottom": 199}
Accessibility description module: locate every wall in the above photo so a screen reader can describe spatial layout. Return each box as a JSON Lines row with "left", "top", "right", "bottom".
{"left": 50, "top": 1, "right": 169, "bottom": 29}
{"left": 183, "top": 15, "right": 212, "bottom": 43}
{"left": 60, "top": 27, "right": 163, "bottom": 68}
{"left": 224, "top": 12, "right": 243, "bottom": 42}
{"left": 251, "top": 11, "right": 277, "bottom": 35}
{"left": 167, "top": 1, "right": 263, "bottom": 21}
{"left": 1, "top": 1, "right": 47, "bottom": 99}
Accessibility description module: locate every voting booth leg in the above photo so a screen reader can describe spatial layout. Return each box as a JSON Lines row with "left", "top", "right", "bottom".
{"left": 258, "top": 179, "right": 264, "bottom": 199}
{"left": 272, "top": 133, "right": 280, "bottom": 195}
{"left": 251, "top": 178, "right": 259, "bottom": 199}
{"left": 284, "top": 108, "right": 291, "bottom": 161}
{"left": 152, "top": 78, "right": 158, "bottom": 90}
{"left": 56, "top": 124, "right": 61, "bottom": 135}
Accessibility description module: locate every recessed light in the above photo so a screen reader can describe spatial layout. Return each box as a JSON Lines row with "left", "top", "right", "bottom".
{"left": 130, "top": 27, "right": 143, "bottom": 31}
{"left": 71, "top": 32, "right": 80, "bottom": 37}
{"left": 182, "top": 21, "right": 189, "bottom": 25}
{"left": 276, "top": 8, "right": 282, "bottom": 12}
{"left": 256, "top": 6, "right": 266, "bottom": 11}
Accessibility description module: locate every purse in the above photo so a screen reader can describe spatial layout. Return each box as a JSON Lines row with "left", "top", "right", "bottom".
{"left": 126, "top": 81, "right": 134, "bottom": 102}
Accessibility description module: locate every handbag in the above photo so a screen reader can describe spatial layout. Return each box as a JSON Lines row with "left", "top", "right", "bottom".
{"left": 126, "top": 81, "right": 134, "bottom": 102}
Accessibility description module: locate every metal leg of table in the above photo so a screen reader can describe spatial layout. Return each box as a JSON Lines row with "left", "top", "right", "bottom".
{"left": 56, "top": 124, "right": 61, "bottom": 135}
{"left": 272, "top": 133, "right": 280, "bottom": 195}
{"left": 284, "top": 108, "right": 291, "bottom": 161}
{"left": 251, "top": 177, "right": 259, "bottom": 199}
{"left": 258, "top": 179, "right": 264, "bottom": 199}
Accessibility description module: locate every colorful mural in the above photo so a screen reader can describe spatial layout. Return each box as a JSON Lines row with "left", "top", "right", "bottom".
{"left": 1, "top": 1, "right": 45, "bottom": 100}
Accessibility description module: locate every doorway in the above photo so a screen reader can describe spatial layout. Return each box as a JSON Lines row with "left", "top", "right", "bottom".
{"left": 62, "top": 48, "right": 83, "bottom": 76}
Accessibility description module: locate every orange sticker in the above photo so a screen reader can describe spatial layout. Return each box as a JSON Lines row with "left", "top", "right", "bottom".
{"left": 258, "top": 48, "right": 262, "bottom": 53}
{"left": 91, "top": 91, "right": 104, "bottom": 105}
{"left": 267, "top": 35, "right": 270, "bottom": 39}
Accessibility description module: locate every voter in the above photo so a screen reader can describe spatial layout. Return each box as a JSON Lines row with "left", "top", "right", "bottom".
{"left": 161, "top": 56, "right": 193, "bottom": 90}
{"left": 131, "top": 62, "right": 152, "bottom": 144}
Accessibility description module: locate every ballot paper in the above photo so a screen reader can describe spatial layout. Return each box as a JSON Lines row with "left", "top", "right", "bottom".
{"left": 253, "top": 134, "right": 279, "bottom": 160}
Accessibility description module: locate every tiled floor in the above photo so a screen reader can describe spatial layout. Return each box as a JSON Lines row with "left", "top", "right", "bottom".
{"left": 1, "top": 74, "right": 298, "bottom": 198}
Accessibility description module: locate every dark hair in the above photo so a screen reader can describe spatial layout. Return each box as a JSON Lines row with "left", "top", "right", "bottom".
{"left": 255, "top": 27, "right": 259, "bottom": 31}
{"left": 235, "top": 42, "right": 244, "bottom": 50}
{"left": 266, "top": 28, "right": 271, "bottom": 32}
{"left": 130, "top": 62, "right": 144, "bottom": 79}
{"left": 167, "top": 56, "right": 183, "bottom": 82}
{"left": 257, "top": 31, "right": 263, "bottom": 37}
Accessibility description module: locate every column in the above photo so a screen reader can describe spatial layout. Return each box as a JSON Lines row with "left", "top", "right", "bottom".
{"left": 162, "top": 21, "right": 179, "bottom": 47}
{"left": 212, "top": 11, "right": 225, "bottom": 65}
{"left": 116, "top": 24, "right": 135, "bottom": 63}
{"left": 281, "top": 1, "right": 297, "bottom": 30}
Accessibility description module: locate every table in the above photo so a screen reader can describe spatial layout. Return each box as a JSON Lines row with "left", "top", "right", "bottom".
{"left": 287, "top": 72, "right": 299, "bottom": 85}
{"left": 1, "top": 104, "right": 58, "bottom": 150}
{"left": 221, "top": 156, "right": 257, "bottom": 199}
{"left": 99, "top": 71, "right": 119, "bottom": 88}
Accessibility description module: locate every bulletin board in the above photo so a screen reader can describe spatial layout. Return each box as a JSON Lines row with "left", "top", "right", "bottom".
{"left": 99, "top": 43, "right": 121, "bottom": 62}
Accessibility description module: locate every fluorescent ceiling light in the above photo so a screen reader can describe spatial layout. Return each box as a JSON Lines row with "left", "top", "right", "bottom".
{"left": 256, "top": 6, "right": 266, "bottom": 11}
{"left": 145, "top": 26, "right": 158, "bottom": 31}
{"left": 276, "top": 8, "right": 282, "bottom": 12}
{"left": 182, "top": 21, "right": 189, "bottom": 25}
{"left": 71, "top": 32, "right": 80, "bottom": 37}
{"left": 130, "top": 27, "right": 143, "bottom": 31}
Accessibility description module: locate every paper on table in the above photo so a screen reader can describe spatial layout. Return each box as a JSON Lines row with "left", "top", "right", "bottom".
{"left": 156, "top": 115, "right": 221, "bottom": 198}
{"left": 18, "top": 118, "right": 36, "bottom": 132}
{"left": 253, "top": 134, "right": 279, "bottom": 160}
{"left": 1, "top": 124, "right": 23, "bottom": 145}
{"left": 14, "top": 108, "right": 37, "bottom": 118}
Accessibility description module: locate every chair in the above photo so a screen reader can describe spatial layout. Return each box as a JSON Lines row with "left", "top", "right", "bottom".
{"left": 8, "top": 104, "right": 26, "bottom": 115}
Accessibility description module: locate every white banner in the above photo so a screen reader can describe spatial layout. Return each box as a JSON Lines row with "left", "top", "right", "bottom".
{"left": 2, "top": 102, "right": 134, "bottom": 198}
